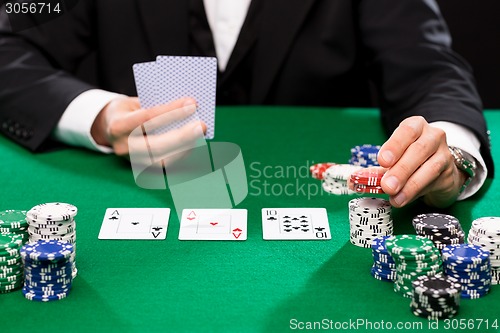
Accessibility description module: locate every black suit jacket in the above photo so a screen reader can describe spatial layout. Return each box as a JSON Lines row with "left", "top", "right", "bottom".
{"left": 0, "top": 0, "right": 494, "bottom": 175}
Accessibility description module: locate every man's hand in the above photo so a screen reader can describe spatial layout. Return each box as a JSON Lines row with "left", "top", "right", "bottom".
{"left": 90, "top": 96, "right": 207, "bottom": 164}
{"left": 378, "top": 116, "right": 467, "bottom": 208}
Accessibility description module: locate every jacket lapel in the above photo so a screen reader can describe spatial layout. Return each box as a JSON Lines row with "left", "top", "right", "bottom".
{"left": 136, "top": 0, "right": 190, "bottom": 57}
{"left": 220, "top": 0, "right": 264, "bottom": 82}
{"left": 250, "top": 0, "right": 316, "bottom": 103}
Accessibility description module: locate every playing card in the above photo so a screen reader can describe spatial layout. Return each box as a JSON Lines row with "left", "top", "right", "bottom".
{"left": 98, "top": 208, "right": 170, "bottom": 240}
{"left": 178, "top": 209, "right": 247, "bottom": 241}
{"left": 261, "top": 208, "right": 331, "bottom": 240}
{"left": 155, "top": 56, "right": 217, "bottom": 139}
{"left": 132, "top": 61, "right": 159, "bottom": 108}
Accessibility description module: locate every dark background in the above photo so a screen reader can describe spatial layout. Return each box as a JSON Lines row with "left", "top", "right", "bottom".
{"left": 437, "top": 0, "right": 500, "bottom": 108}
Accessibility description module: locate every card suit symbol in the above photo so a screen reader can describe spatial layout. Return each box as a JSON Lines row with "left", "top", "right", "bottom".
{"left": 267, "top": 217, "right": 277, "bottom": 221}
{"left": 283, "top": 224, "right": 291, "bottom": 227}
{"left": 302, "top": 229, "right": 309, "bottom": 232}
{"left": 292, "top": 218, "right": 299, "bottom": 221}
{"left": 187, "top": 211, "right": 197, "bottom": 220}
{"left": 152, "top": 227, "right": 163, "bottom": 231}
{"left": 293, "top": 227, "right": 300, "bottom": 230}
{"left": 300, "top": 216, "right": 307, "bottom": 218}
{"left": 283, "top": 220, "right": 291, "bottom": 223}
{"left": 210, "top": 222, "right": 218, "bottom": 226}
{"left": 300, "top": 219, "right": 308, "bottom": 223}
{"left": 284, "top": 229, "right": 292, "bottom": 232}
{"left": 109, "top": 216, "right": 119, "bottom": 221}
{"left": 132, "top": 221, "right": 140, "bottom": 225}
{"left": 301, "top": 224, "right": 308, "bottom": 227}
{"left": 283, "top": 216, "right": 291, "bottom": 219}
{"left": 315, "top": 227, "right": 325, "bottom": 231}
{"left": 232, "top": 228, "right": 242, "bottom": 239}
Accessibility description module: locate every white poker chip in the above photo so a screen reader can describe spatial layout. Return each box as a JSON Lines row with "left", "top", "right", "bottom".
{"left": 27, "top": 203, "right": 78, "bottom": 222}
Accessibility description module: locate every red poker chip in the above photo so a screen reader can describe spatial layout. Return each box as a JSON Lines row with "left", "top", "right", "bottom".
{"left": 348, "top": 178, "right": 386, "bottom": 194}
{"left": 354, "top": 185, "right": 385, "bottom": 194}
{"left": 349, "top": 167, "right": 387, "bottom": 186}
{"left": 310, "top": 163, "right": 336, "bottom": 180}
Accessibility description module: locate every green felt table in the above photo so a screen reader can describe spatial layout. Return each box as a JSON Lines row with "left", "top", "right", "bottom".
{"left": 1, "top": 106, "right": 500, "bottom": 333}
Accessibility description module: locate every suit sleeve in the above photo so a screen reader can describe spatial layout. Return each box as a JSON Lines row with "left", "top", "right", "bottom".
{"left": 358, "top": 0, "right": 494, "bottom": 177}
{"left": 0, "top": 1, "right": 96, "bottom": 151}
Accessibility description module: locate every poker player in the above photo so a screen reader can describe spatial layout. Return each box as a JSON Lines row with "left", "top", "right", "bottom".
{"left": 0, "top": 0, "right": 494, "bottom": 209}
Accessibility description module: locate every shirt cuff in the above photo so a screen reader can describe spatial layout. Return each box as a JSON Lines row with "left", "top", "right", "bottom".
{"left": 429, "top": 121, "right": 487, "bottom": 200}
{"left": 53, "top": 89, "right": 124, "bottom": 153}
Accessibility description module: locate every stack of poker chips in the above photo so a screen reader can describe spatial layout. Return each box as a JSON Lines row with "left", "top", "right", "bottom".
{"left": 348, "top": 167, "right": 386, "bottom": 194}
{"left": 0, "top": 234, "right": 24, "bottom": 293}
{"left": 467, "top": 217, "right": 500, "bottom": 285}
{"left": 0, "top": 210, "right": 29, "bottom": 244}
{"left": 411, "top": 275, "right": 461, "bottom": 320}
{"left": 20, "top": 240, "right": 74, "bottom": 302}
{"left": 442, "top": 244, "right": 492, "bottom": 299}
{"left": 322, "top": 164, "right": 363, "bottom": 195}
{"left": 26, "top": 203, "right": 78, "bottom": 278}
{"left": 309, "top": 162, "right": 336, "bottom": 180}
{"left": 349, "top": 198, "right": 393, "bottom": 248}
{"left": 386, "top": 235, "right": 443, "bottom": 298}
{"left": 370, "top": 236, "right": 396, "bottom": 281}
{"left": 349, "top": 144, "right": 380, "bottom": 166}
{"left": 412, "top": 213, "right": 465, "bottom": 250}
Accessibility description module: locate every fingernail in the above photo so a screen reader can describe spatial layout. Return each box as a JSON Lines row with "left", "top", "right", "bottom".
{"left": 183, "top": 104, "right": 197, "bottom": 115}
{"left": 380, "top": 150, "right": 394, "bottom": 164}
{"left": 384, "top": 175, "right": 399, "bottom": 191}
{"left": 183, "top": 98, "right": 196, "bottom": 106}
{"left": 192, "top": 122, "right": 204, "bottom": 135}
{"left": 393, "top": 192, "right": 406, "bottom": 206}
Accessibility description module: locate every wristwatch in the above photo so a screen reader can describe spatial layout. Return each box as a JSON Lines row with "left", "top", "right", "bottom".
{"left": 448, "top": 146, "right": 477, "bottom": 195}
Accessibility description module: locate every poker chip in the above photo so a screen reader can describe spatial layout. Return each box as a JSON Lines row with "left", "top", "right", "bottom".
{"left": 349, "top": 198, "right": 393, "bottom": 248}
{"left": 442, "top": 244, "right": 492, "bottom": 298}
{"left": 0, "top": 233, "right": 24, "bottom": 293}
{"left": 386, "top": 235, "right": 442, "bottom": 298}
{"left": 370, "top": 236, "right": 396, "bottom": 281}
{"left": 347, "top": 167, "right": 387, "bottom": 194}
{"left": 26, "top": 203, "right": 78, "bottom": 278}
{"left": 467, "top": 217, "right": 500, "bottom": 285}
{"left": 20, "top": 239, "right": 74, "bottom": 302}
{"left": 410, "top": 275, "right": 461, "bottom": 320}
{"left": 309, "top": 163, "right": 336, "bottom": 180}
{"left": 321, "top": 164, "right": 362, "bottom": 195}
{"left": 412, "top": 213, "right": 465, "bottom": 250}
{"left": 349, "top": 144, "right": 381, "bottom": 167}
{"left": 27, "top": 203, "right": 78, "bottom": 221}
{"left": 0, "top": 210, "right": 29, "bottom": 243}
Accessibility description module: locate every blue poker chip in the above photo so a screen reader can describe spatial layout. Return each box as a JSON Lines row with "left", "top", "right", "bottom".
{"left": 351, "top": 144, "right": 380, "bottom": 157}
{"left": 20, "top": 240, "right": 73, "bottom": 262}
{"left": 445, "top": 268, "right": 491, "bottom": 278}
{"left": 373, "top": 262, "right": 396, "bottom": 270}
{"left": 371, "top": 236, "right": 390, "bottom": 252}
{"left": 442, "top": 244, "right": 490, "bottom": 265}
{"left": 24, "top": 283, "right": 73, "bottom": 293}
{"left": 22, "top": 287, "right": 70, "bottom": 302}
{"left": 23, "top": 258, "right": 70, "bottom": 268}
{"left": 460, "top": 289, "right": 489, "bottom": 299}
{"left": 370, "top": 268, "right": 395, "bottom": 282}
{"left": 24, "top": 266, "right": 73, "bottom": 276}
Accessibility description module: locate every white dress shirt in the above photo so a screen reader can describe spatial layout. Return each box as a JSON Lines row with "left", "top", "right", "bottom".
{"left": 53, "top": 0, "right": 487, "bottom": 199}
